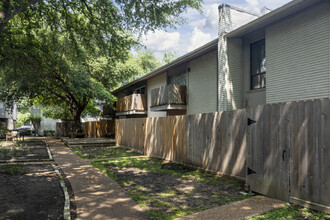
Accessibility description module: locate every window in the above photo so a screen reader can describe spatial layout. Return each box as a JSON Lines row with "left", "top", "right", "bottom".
{"left": 135, "top": 86, "right": 146, "bottom": 94}
{"left": 168, "top": 71, "right": 186, "bottom": 85}
{"left": 250, "top": 39, "right": 266, "bottom": 90}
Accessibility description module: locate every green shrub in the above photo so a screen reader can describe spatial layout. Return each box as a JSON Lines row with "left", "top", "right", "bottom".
{"left": 0, "top": 126, "right": 8, "bottom": 138}
{"left": 43, "top": 130, "right": 55, "bottom": 136}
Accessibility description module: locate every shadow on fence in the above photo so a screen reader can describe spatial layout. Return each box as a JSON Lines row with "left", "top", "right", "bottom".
{"left": 56, "top": 120, "right": 115, "bottom": 138}
{"left": 116, "top": 98, "right": 330, "bottom": 213}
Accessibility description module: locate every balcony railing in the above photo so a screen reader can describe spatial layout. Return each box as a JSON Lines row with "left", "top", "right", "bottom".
{"left": 116, "top": 94, "right": 147, "bottom": 113}
{"left": 151, "top": 84, "right": 186, "bottom": 107}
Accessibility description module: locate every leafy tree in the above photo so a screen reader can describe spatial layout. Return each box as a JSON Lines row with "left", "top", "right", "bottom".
{"left": 162, "top": 51, "right": 179, "bottom": 64}
{"left": 117, "top": 50, "right": 163, "bottom": 86}
{"left": 0, "top": 0, "right": 202, "bottom": 132}
{"left": 28, "top": 114, "right": 42, "bottom": 136}
{"left": 40, "top": 101, "right": 101, "bottom": 120}
{"left": 15, "top": 112, "right": 31, "bottom": 128}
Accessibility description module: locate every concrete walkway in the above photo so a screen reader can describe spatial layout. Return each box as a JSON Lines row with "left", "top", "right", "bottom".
{"left": 175, "top": 196, "right": 284, "bottom": 220}
{"left": 47, "top": 139, "right": 147, "bottom": 220}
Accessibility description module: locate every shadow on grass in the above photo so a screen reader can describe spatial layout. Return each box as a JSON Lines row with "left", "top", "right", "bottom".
{"left": 91, "top": 157, "right": 251, "bottom": 220}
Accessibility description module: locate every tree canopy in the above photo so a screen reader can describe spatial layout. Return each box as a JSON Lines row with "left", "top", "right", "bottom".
{"left": 0, "top": 0, "right": 202, "bottom": 131}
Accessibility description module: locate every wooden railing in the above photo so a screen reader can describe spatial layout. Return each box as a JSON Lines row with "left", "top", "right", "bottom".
{"left": 151, "top": 84, "right": 186, "bottom": 107}
{"left": 116, "top": 94, "right": 147, "bottom": 112}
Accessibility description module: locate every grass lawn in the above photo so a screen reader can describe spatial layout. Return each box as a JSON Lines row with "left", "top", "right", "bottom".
{"left": 249, "top": 204, "right": 330, "bottom": 220}
{"left": 71, "top": 146, "right": 141, "bottom": 159}
{"left": 91, "top": 157, "right": 252, "bottom": 220}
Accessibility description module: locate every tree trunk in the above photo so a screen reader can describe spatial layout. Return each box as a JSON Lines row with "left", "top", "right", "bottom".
{"left": 73, "top": 115, "right": 82, "bottom": 133}
{"left": 31, "top": 121, "right": 40, "bottom": 136}
{"left": 72, "top": 107, "right": 84, "bottom": 133}
{"left": 68, "top": 98, "right": 88, "bottom": 135}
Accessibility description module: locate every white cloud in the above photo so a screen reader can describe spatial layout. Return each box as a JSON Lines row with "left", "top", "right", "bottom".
{"left": 258, "top": 0, "right": 292, "bottom": 9}
{"left": 240, "top": 0, "right": 292, "bottom": 14}
{"left": 204, "top": 4, "right": 218, "bottom": 29}
{"left": 142, "top": 30, "right": 180, "bottom": 52}
{"left": 188, "top": 4, "right": 218, "bottom": 30}
{"left": 187, "top": 27, "right": 212, "bottom": 52}
{"left": 245, "top": 0, "right": 261, "bottom": 14}
{"left": 189, "top": 19, "right": 206, "bottom": 29}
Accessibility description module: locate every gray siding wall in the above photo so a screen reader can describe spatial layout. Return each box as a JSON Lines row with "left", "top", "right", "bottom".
{"left": 226, "top": 38, "right": 244, "bottom": 110}
{"left": 147, "top": 73, "right": 167, "bottom": 117}
{"left": 266, "top": 1, "right": 330, "bottom": 103}
{"left": 187, "top": 50, "right": 218, "bottom": 115}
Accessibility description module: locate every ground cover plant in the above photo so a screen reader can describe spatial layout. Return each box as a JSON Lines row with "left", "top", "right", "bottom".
{"left": 72, "top": 146, "right": 140, "bottom": 160}
{"left": 91, "top": 157, "right": 252, "bottom": 219}
{"left": 249, "top": 204, "right": 330, "bottom": 220}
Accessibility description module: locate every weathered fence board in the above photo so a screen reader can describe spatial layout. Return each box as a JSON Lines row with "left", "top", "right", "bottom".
{"left": 247, "top": 103, "right": 290, "bottom": 201}
{"left": 56, "top": 120, "right": 114, "bottom": 138}
{"left": 55, "top": 120, "right": 76, "bottom": 137}
{"left": 116, "top": 118, "right": 145, "bottom": 153}
{"left": 116, "top": 110, "right": 247, "bottom": 178}
{"left": 83, "top": 120, "right": 115, "bottom": 138}
{"left": 143, "top": 116, "right": 185, "bottom": 161}
{"left": 115, "top": 98, "right": 330, "bottom": 212}
{"left": 183, "top": 110, "right": 247, "bottom": 178}
{"left": 289, "top": 99, "right": 330, "bottom": 212}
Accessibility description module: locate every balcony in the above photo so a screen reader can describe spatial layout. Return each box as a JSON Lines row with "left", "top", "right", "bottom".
{"left": 116, "top": 94, "right": 147, "bottom": 116}
{"left": 150, "top": 84, "right": 186, "bottom": 112}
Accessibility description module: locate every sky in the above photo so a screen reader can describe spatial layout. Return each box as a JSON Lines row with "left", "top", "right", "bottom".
{"left": 141, "top": 0, "right": 292, "bottom": 59}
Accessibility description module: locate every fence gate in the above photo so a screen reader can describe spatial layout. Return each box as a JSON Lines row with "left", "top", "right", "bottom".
{"left": 246, "top": 103, "right": 291, "bottom": 201}
{"left": 288, "top": 100, "right": 330, "bottom": 212}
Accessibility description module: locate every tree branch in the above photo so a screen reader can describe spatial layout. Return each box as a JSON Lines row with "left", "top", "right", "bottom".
{"left": 0, "top": 0, "right": 43, "bottom": 35}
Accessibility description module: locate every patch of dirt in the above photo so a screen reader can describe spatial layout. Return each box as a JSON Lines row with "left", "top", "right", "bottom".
{"left": 0, "top": 164, "right": 64, "bottom": 220}
{"left": 0, "top": 140, "right": 76, "bottom": 219}
{"left": 103, "top": 162, "right": 246, "bottom": 218}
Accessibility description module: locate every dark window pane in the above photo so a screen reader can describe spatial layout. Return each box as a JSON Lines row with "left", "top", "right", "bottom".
{"left": 251, "top": 39, "right": 266, "bottom": 89}
{"left": 251, "top": 73, "right": 266, "bottom": 90}
{"left": 168, "top": 71, "right": 186, "bottom": 85}
{"left": 135, "top": 86, "right": 146, "bottom": 94}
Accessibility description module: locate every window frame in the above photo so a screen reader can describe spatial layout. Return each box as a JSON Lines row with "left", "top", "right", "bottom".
{"left": 250, "top": 39, "right": 266, "bottom": 90}
{"left": 134, "top": 86, "right": 146, "bottom": 94}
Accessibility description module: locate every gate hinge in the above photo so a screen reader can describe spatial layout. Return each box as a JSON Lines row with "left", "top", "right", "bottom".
{"left": 247, "top": 118, "right": 257, "bottom": 126}
{"left": 247, "top": 167, "right": 256, "bottom": 175}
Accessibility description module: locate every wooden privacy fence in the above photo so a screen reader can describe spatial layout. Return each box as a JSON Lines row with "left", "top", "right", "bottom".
{"left": 116, "top": 98, "right": 330, "bottom": 212}
{"left": 56, "top": 120, "right": 115, "bottom": 137}
{"left": 247, "top": 99, "right": 330, "bottom": 212}
{"left": 116, "top": 110, "right": 247, "bottom": 178}
{"left": 116, "top": 116, "right": 185, "bottom": 161}
{"left": 84, "top": 120, "right": 115, "bottom": 138}
{"left": 185, "top": 110, "right": 246, "bottom": 177}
